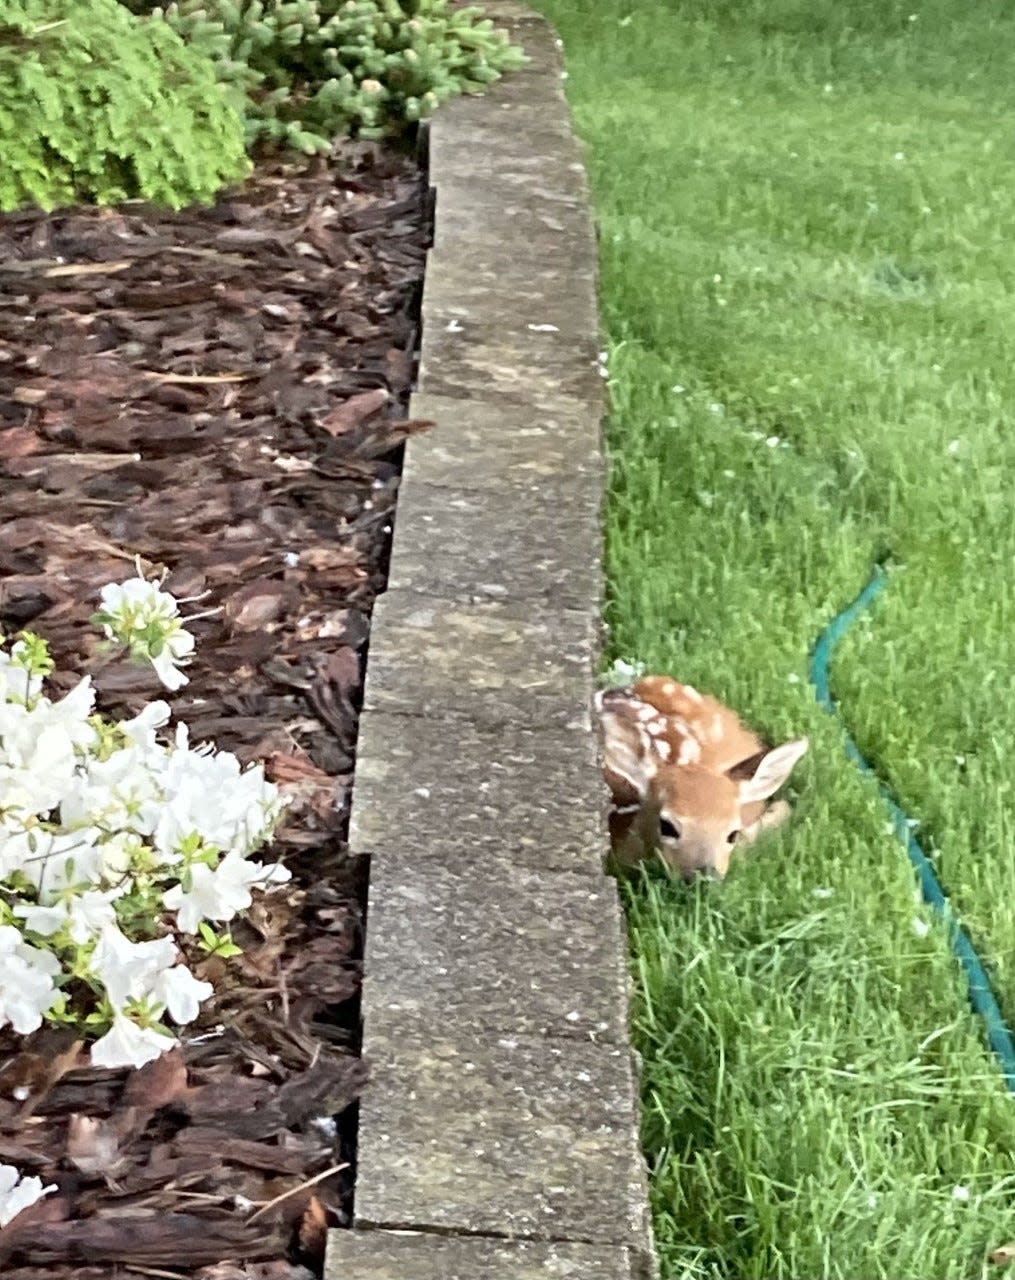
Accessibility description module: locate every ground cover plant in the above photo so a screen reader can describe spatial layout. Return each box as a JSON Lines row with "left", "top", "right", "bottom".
{"left": 0, "top": 146, "right": 427, "bottom": 1277}
{"left": 535, "top": 0, "right": 1015, "bottom": 1276}
{"left": 0, "top": 0, "right": 250, "bottom": 212}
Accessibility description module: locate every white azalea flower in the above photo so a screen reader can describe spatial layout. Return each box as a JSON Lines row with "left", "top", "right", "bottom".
{"left": 10, "top": 903, "right": 66, "bottom": 938}
{"left": 90, "top": 1014, "right": 172, "bottom": 1070}
{"left": 164, "top": 851, "right": 290, "bottom": 934}
{"left": 90, "top": 925, "right": 177, "bottom": 1010}
{"left": 153, "top": 965, "right": 213, "bottom": 1025}
{"left": 150, "top": 630, "right": 195, "bottom": 691}
{"left": 0, "top": 650, "right": 34, "bottom": 704}
{"left": 0, "top": 577, "right": 290, "bottom": 1073}
{"left": 14, "top": 885, "right": 125, "bottom": 944}
{"left": 89, "top": 926, "right": 211, "bottom": 1031}
{"left": 0, "top": 926, "right": 60, "bottom": 1034}
{"left": 93, "top": 831, "right": 149, "bottom": 880}
{"left": 155, "top": 742, "right": 282, "bottom": 859}
{"left": 120, "top": 701, "right": 173, "bottom": 756}
{"left": 94, "top": 577, "right": 195, "bottom": 692}
{"left": 0, "top": 726, "right": 76, "bottom": 815}
{"left": 0, "top": 1164, "right": 56, "bottom": 1228}
{"left": 0, "top": 680, "right": 96, "bottom": 815}
{"left": 14, "top": 828, "right": 105, "bottom": 898}
{"left": 60, "top": 746, "right": 165, "bottom": 841}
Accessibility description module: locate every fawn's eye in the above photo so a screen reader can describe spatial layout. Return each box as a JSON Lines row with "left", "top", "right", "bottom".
{"left": 727, "top": 829, "right": 740, "bottom": 845}
{"left": 659, "top": 817, "right": 682, "bottom": 841}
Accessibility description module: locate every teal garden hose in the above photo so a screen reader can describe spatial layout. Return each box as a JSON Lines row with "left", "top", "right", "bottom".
{"left": 811, "top": 565, "right": 1015, "bottom": 1090}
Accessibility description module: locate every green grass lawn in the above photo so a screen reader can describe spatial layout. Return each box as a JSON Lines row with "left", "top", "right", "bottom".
{"left": 526, "top": 1, "right": 1015, "bottom": 1275}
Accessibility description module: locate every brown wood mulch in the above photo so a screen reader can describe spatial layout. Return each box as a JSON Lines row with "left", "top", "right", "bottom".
{"left": 0, "top": 141, "right": 429, "bottom": 1279}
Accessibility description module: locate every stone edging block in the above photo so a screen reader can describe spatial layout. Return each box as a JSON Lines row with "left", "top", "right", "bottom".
{"left": 328, "top": 1229, "right": 637, "bottom": 1279}
{"left": 351, "top": 1028, "right": 651, "bottom": 1249}
{"left": 328, "top": 3, "right": 658, "bottom": 1278}
{"left": 362, "top": 853, "right": 632, "bottom": 1042}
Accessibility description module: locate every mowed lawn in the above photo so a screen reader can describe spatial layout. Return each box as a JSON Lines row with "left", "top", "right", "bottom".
{"left": 529, "top": 1, "right": 1015, "bottom": 1276}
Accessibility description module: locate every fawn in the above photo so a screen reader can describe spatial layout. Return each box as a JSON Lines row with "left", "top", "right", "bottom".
{"left": 595, "top": 675, "right": 808, "bottom": 881}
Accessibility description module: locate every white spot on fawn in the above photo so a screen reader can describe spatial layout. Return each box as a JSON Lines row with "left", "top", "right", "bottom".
{"left": 655, "top": 740, "right": 672, "bottom": 761}
{"left": 677, "top": 738, "right": 701, "bottom": 765}
{"left": 683, "top": 685, "right": 703, "bottom": 703}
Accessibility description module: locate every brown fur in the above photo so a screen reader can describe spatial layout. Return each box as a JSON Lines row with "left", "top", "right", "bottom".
{"left": 596, "top": 677, "right": 807, "bottom": 880}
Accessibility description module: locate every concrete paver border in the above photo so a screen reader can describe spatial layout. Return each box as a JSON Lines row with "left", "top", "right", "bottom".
{"left": 326, "top": 7, "right": 657, "bottom": 1277}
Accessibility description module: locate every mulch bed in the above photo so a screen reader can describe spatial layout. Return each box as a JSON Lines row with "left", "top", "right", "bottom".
{"left": 0, "top": 141, "right": 429, "bottom": 1278}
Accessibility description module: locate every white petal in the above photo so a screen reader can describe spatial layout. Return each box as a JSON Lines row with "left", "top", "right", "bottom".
{"left": 154, "top": 965, "right": 213, "bottom": 1026}
{"left": 0, "top": 1166, "right": 56, "bottom": 1228}
{"left": 150, "top": 648, "right": 189, "bottom": 691}
{"left": 91, "top": 926, "right": 177, "bottom": 1007}
{"left": 90, "top": 1016, "right": 174, "bottom": 1070}
{"left": 12, "top": 904, "right": 67, "bottom": 937}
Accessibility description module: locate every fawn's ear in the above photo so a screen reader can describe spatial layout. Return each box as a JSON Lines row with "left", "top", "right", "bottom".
{"left": 595, "top": 689, "right": 660, "bottom": 799}
{"left": 735, "top": 738, "right": 808, "bottom": 805}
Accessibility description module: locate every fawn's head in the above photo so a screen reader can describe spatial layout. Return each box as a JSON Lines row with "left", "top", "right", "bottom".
{"left": 596, "top": 686, "right": 808, "bottom": 881}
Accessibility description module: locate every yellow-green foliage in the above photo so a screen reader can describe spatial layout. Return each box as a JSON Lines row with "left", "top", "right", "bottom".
{"left": 123, "top": 0, "right": 527, "bottom": 154}
{"left": 0, "top": 0, "right": 250, "bottom": 213}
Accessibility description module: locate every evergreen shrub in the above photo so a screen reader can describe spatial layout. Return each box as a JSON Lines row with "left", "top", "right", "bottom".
{"left": 122, "top": 0, "right": 527, "bottom": 154}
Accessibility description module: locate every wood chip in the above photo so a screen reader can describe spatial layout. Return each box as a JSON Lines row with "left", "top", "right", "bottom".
{"left": 0, "top": 141, "right": 425, "bottom": 1278}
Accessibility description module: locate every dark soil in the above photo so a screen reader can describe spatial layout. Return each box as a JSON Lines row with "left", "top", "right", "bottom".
{"left": 0, "top": 141, "right": 429, "bottom": 1279}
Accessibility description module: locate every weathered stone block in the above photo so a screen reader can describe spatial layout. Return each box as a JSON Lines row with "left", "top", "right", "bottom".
{"left": 433, "top": 161, "right": 589, "bottom": 223}
{"left": 431, "top": 184, "right": 595, "bottom": 267}
{"left": 385, "top": 472, "right": 601, "bottom": 609}
{"left": 348, "top": 708, "right": 605, "bottom": 875}
{"left": 429, "top": 69, "right": 590, "bottom": 198}
{"left": 423, "top": 239, "right": 596, "bottom": 295}
{"left": 354, "top": 1027, "right": 652, "bottom": 1252}
{"left": 418, "top": 247, "right": 601, "bottom": 402}
{"left": 432, "top": 133, "right": 588, "bottom": 205}
{"left": 361, "top": 589, "right": 597, "bottom": 731}
{"left": 422, "top": 253, "right": 600, "bottom": 363}
{"left": 363, "top": 852, "right": 629, "bottom": 1041}
{"left": 418, "top": 331, "right": 602, "bottom": 406}
{"left": 406, "top": 393, "right": 603, "bottom": 492}
{"left": 325, "top": 1229, "right": 636, "bottom": 1280}
{"left": 430, "top": 89, "right": 577, "bottom": 158}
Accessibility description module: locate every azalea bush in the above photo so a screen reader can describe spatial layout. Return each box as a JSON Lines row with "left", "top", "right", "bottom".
{"left": 120, "top": 0, "right": 527, "bottom": 153}
{"left": 0, "top": 574, "right": 289, "bottom": 1070}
